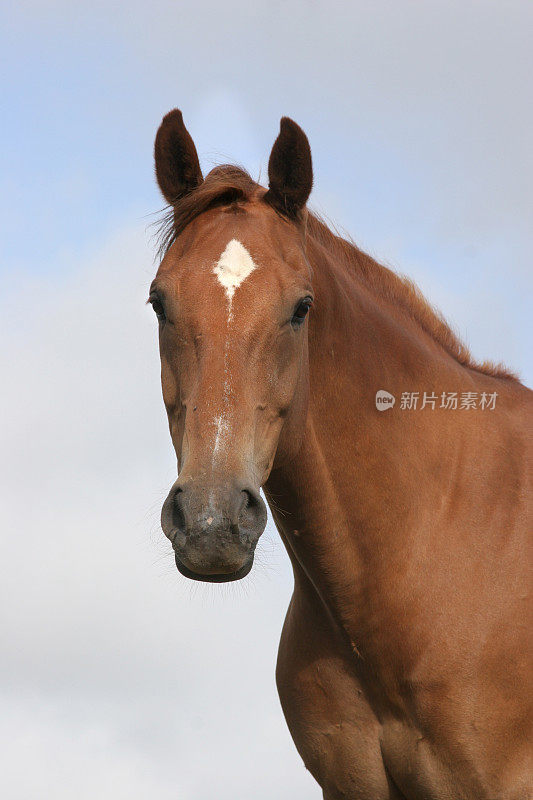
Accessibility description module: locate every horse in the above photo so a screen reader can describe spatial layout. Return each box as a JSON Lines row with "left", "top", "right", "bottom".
{"left": 149, "top": 109, "right": 532, "bottom": 799}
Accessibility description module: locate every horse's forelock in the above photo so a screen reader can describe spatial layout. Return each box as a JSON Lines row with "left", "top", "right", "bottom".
{"left": 154, "top": 165, "right": 259, "bottom": 261}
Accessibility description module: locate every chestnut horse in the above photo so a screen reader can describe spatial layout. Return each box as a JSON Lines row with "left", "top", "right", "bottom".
{"left": 149, "top": 110, "right": 532, "bottom": 799}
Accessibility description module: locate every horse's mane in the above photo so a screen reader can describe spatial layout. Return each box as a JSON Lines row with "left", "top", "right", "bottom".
{"left": 306, "top": 214, "right": 518, "bottom": 381}
{"left": 155, "top": 166, "right": 517, "bottom": 382}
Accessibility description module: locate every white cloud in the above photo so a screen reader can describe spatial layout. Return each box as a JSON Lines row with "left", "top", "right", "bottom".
{"left": 0, "top": 226, "right": 319, "bottom": 798}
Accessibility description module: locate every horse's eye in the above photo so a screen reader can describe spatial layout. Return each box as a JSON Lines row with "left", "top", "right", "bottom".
{"left": 291, "top": 298, "right": 312, "bottom": 327}
{"left": 149, "top": 295, "right": 166, "bottom": 322}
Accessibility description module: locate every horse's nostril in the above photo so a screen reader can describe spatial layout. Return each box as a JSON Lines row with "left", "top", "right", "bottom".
{"left": 239, "top": 489, "right": 255, "bottom": 513}
{"left": 238, "top": 488, "right": 266, "bottom": 531}
{"left": 172, "top": 487, "right": 186, "bottom": 533}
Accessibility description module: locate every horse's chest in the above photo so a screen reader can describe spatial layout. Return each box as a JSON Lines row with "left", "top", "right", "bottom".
{"left": 277, "top": 634, "right": 469, "bottom": 800}
{"left": 276, "top": 593, "right": 395, "bottom": 798}
{"left": 379, "top": 721, "right": 465, "bottom": 800}
{"left": 276, "top": 591, "right": 513, "bottom": 800}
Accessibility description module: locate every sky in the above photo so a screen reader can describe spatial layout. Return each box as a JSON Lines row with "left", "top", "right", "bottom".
{"left": 1, "top": 2, "right": 532, "bottom": 798}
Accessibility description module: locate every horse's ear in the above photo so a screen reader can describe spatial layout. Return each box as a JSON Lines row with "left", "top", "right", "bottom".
{"left": 154, "top": 109, "right": 203, "bottom": 204}
{"left": 264, "top": 117, "right": 313, "bottom": 218}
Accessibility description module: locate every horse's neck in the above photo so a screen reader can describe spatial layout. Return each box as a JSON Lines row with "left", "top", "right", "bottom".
{"left": 266, "top": 240, "right": 493, "bottom": 642}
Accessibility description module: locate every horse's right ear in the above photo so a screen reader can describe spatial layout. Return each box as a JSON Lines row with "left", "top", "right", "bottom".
{"left": 264, "top": 117, "right": 313, "bottom": 218}
{"left": 154, "top": 109, "right": 203, "bottom": 204}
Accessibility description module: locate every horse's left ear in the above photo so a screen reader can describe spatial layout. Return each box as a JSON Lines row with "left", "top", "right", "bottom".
{"left": 264, "top": 117, "right": 313, "bottom": 218}
{"left": 154, "top": 109, "right": 203, "bottom": 204}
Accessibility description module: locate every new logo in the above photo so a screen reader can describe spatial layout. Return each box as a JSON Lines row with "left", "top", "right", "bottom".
{"left": 375, "top": 390, "right": 396, "bottom": 411}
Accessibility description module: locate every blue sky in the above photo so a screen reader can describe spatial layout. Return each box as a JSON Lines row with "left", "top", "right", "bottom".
{"left": 1, "top": 2, "right": 532, "bottom": 798}
{"left": 3, "top": 1, "right": 531, "bottom": 372}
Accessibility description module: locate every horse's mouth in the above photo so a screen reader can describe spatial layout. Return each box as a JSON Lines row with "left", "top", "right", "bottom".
{"left": 174, "top": 553, "right": 254, "bottom": 583}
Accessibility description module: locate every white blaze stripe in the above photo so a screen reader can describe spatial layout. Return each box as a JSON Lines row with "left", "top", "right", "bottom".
{"left": 213, "top": 238, "right": 257, "bottom": 307}
{"left": 210, "top": 240, "right": 258, "bottom": 465}
{"left": 213, "top": 413, "right": 229, "bottom": 457}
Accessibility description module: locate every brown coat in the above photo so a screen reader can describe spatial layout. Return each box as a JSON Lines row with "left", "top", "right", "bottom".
{"left": 151, "top": 110, "right": 532, "bottom": 799}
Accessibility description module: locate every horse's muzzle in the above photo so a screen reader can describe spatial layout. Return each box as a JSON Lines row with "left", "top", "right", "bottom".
{"left": 161, "top": 480, "right": 267, "bottom": 582}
